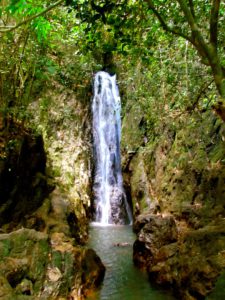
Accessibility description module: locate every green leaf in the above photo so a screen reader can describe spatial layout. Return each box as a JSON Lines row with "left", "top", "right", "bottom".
{"left": 32, "top": 16, "right": 52, "bottom": 42}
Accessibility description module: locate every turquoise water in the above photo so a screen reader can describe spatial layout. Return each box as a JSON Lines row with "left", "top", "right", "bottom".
{"left": 87, "top": 224, "right": 175, "bottom": 300}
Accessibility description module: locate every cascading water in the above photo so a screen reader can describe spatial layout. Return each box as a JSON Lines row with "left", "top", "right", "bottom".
{"left": 92, "top": 71, "right": 132, "bottom": 225}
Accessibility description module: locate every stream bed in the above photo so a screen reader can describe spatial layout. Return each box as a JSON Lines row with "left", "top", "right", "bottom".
{"left": 87, "top": 224, "right": 175, "bottom": 300}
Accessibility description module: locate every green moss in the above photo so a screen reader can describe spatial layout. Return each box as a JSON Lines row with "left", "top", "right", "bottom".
{"left": 52, "top": 166, "right": 62, "bottom": 178}
{"left": 209, "top": 143, "right": 225, "bottom": 163}
{"left": 207, "top": 271, "right": 225, "bottom": 299}
{"left": 57, "top": 252, "right": 75, "bottom": 295}
{"left": 0, "top": 239, "right": 11, "bottom": 259}
{"left": 51, "top": 250, "right": 63, "bottom": 269}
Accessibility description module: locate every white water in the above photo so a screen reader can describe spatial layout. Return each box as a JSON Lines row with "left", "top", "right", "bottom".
{"left": 92, "top": 71, "right": 132, "bottom": 225}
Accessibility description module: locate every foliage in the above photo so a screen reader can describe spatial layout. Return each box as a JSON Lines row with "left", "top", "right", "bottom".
{"left": 0, "top": 0, "right": 225, "bottom": 128}
{"left": 118, "top": 33, "right": 217, "bottom": 141}
{"left": 0, "top": 0, "right": 71, "bottom": 122}
{"left": 143, "top": 0, "right": 225, "bottom": 119}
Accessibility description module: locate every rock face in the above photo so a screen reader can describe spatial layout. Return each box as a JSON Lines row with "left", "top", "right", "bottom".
{"left": 0, "top": 119, "right": 105, "bottom": 299}
{"left": 28, "top": 80, "right": 93, "bottom": 236}
{"left": 133, "top": 214, "right": 178, "bottom": 273}
{"left": 121, "top": 101, "right": 225, "bottom": 299}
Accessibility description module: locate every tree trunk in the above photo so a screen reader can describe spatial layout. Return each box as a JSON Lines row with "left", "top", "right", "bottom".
{"left": 207, "top": 47, "right": 225, "bottom": 121}
{"left": 211, "top": 76, "right": 225, "bottom": 121}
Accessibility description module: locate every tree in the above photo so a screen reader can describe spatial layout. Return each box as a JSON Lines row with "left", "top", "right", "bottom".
{"left": 144, "top": 0, "right": 225, "bottom": 120}
{"left": 1, "top": 0, "right": 224, "bottom": 123}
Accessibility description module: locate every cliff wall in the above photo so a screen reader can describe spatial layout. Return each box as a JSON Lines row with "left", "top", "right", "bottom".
{"left": 121, "top": 100, "right": 225, "bottom": 299}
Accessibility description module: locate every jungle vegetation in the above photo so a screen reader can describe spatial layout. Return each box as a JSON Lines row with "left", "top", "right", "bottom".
{"left": 0, "top": 0, "right": 224, "bottom": 127}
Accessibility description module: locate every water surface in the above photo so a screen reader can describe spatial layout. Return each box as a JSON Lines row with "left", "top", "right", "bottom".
{"left": 87, "top": 224, "right": 175, "bottom": 300}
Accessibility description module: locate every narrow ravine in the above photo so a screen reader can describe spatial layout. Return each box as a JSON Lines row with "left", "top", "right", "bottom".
{"left": 87, "top": 224, "right": 175, "bottom": 300}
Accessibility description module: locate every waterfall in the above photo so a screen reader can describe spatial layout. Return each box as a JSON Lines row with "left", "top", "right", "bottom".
{"left": 92, "top": 71, "right": 132, "bottom": 225}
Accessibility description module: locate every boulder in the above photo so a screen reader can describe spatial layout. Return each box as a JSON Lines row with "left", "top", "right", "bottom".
{"left": 133, "top": 214, "right": 178, "bottom": 269}
{"left": 0, "top": 227, "right": 105, "bottom": 299}
{"left": 133, "top": 214, "right": 225, "bottom": 299}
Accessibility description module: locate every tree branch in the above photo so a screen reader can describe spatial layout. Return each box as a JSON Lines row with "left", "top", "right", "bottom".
{"left": 177, "top": 0, "right": 199, "bottom": 32}
{"left": 0, "top": 0, "right": 64, "bottom": 33}
{"left": 177, "top": 0, "right": 212, "bottom": 61}
{"left": 144, "top": 0, "right": 193, "bottom": 43}
{"left": 191, "top": 79, "right": 214, "bottom": 110}
{"left": 210, "top": 0, "right": 220, "bottom": 49}
{"left": 188, "top": 0, "right": 195, "bottom": 19}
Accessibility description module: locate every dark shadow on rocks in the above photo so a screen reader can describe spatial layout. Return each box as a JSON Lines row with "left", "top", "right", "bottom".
{"left": 0, "top": 126, "right": 52, "bottom": 228}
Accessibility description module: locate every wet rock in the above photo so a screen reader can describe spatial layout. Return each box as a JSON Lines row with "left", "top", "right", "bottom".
{"left": 81, "top": 248, "right": 106, "bottom": 295}
{"left": 0, "top": 120, "right": 105, "bottom": 299}
{"left": 133, "top": 215, "right": 178, "bottom": 268}
{"left": 114, "top": 242, "right": 131, "bottom": 247}
{"left": 109, "top": 188, "right": 130, "bottom": 224}
{"left": 121, "top": 104, "right": 225, "bottom": 299}
{"left": 133, "top": 215, "right": 225, "bottom": 299}
{"left": 0, "top": 228, "right": 49, "bottom": 299}
{"left": 122, "top": 149, "right": 161, "bottom": 223}
{"left": 126, "top": 153, "right": 153, "bottom": 215}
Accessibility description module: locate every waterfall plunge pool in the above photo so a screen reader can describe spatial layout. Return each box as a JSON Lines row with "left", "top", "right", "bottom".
{"left": 87, "top": 224, "right": 175, "bottom": 300}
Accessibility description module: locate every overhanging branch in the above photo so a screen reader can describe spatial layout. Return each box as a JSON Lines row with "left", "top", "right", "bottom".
{"left": 144, "top": 0, "right": 193, "bottom": 43}
{"left": 177, "top": 0, "right": 212, "bottom": 62}
{"left": 0, "top": 0, "right": 64, "bottom": 33}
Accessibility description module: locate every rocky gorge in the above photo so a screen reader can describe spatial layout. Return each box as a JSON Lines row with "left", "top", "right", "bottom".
{"left": 1, "top": 70, "right": 225, "bottom": 299}
{"left": 1, "top": 55, "right": 225, "bottom": 300}
{"left": 1, "top": 0, "right": 225, "bottom": 298}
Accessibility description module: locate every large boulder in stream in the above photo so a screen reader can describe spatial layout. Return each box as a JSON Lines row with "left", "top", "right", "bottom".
{"left": 133, "top": 214, "right": 225, "bottom": 300}
{"left": 133, "top": 214, "right": 178, "bottom": 268}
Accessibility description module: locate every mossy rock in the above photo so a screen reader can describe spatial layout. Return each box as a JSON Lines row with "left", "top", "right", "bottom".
{"left": 0, "top": 229, "right": 49, "bottom": 299}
